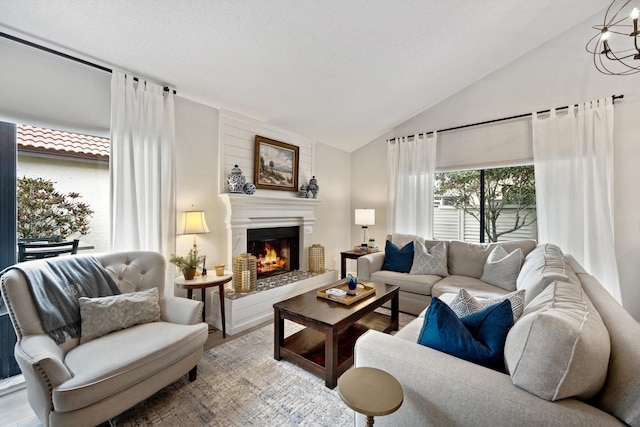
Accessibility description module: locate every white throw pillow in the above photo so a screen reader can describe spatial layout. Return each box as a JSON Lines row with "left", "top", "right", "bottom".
{"left": 450, "top": 288, "right": 526, "bottom": 322}
{"left": 409, "top": 240, "right": 448, "bottom": 277}
{"left": 480, "top": 245, "right": 523, "bottom": 291}
{"left": 79, "top": 287, "right": 161, "bottom": 343}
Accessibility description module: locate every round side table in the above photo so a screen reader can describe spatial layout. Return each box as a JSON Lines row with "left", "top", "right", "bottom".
{"left": 338, "top": 367, "right": 403, "bottom": 427}
{"left": 175, "top": 273, "right": 232, "bottom": 338}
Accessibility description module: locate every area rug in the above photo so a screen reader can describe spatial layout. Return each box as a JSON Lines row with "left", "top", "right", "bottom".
{"left": 115, "top": 309, "right": 415, "bottom": 426}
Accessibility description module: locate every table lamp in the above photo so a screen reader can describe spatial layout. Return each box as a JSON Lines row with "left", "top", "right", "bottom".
{"left": 355, "top": 208, "right": 375, "bottom": 247}
{"left": 182, "top": 210, "right": 210, "bottom": 274}
{"left": 182, "top": 210, "right": 210, "bottom": 249}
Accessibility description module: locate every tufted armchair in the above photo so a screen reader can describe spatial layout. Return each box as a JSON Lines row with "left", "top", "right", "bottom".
{"left": 1, "top": 251, "right": 209, "bottom": 427}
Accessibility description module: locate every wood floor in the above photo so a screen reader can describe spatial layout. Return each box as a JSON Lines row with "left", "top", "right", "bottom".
{"left": 0, "top": 321, "right": 268, "bottom": 427}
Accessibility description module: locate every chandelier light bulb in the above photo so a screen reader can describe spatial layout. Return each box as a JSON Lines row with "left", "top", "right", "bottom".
{"left": 631, "top": 7, "right": 639, "bottom": 19}
{"left": 601, "top": 29, "right": 610, "bottom": 40}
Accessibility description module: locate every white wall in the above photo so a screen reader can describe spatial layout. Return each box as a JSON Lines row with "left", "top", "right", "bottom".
{"left": 352, "top": 11, "right": 640, "bottom": 319}
{"left": 351, "top": 132, "right": 392, "bottom": 248}
{"left": 313, "top": 142, "right": 351, "bottom": 275}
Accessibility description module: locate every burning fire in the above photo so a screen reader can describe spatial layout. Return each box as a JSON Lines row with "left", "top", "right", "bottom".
{"left": 256, "top": 242, "right": 287, "bottom": 274}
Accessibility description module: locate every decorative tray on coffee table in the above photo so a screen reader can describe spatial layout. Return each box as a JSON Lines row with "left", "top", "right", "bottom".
{"left": 316, "top": 282, "right": 376, "bottom": 305}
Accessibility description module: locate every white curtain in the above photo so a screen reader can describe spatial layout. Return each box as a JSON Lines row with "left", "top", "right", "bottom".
{"left": 532, "top": 98, "right": 621, "bottom": 302}
{"left": 110, "top": 71, "right": 176, "bottom": 292}
{"left": 387, "top": 132, "right": 437, "bottom": 238}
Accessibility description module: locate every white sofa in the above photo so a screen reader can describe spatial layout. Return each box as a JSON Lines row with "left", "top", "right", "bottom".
{"left": 354, "top": 236, "right": 640, "bottom": 426}
{"left": 358, "top": 234, "right": 538, "bottom": 315}
{"left": 1, "top": 251, "right": 209, "bottom": 427}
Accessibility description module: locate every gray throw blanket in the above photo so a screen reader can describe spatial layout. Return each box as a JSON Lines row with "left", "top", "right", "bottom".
{"left": 4, "top": 256, "right": 121, "bottom": 344}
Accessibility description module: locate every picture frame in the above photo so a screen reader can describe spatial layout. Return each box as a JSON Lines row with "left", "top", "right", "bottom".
{"left": 254, "top": 135, "right": 299, "bottom": 191}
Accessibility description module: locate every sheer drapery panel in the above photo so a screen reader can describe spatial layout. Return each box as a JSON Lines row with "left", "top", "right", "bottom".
{"left": 387, "top": 133, "right": 437, "bottom": 238}
{"left": 532, "top": 98, "right": 621, "bottom": 302}
{"left": 110, "top": 71, "right": 176, "bottom": 294}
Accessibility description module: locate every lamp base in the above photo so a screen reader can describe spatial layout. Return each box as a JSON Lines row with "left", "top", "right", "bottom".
{"left": 361, "top": 226, "right": 369, "bottom": 246}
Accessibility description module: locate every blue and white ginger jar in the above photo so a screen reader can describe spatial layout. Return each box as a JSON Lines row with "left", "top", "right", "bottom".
{"left": 307, "top": 176, "right": 319, "bottom": 199}
{"left": 227, "top": 164, "right": 246, "bottom": 193}
{"left": 243, "top": 182, "right": 256, "bottom": 195}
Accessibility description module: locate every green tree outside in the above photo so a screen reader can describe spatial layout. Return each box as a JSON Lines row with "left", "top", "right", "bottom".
{"left": 17, "top": 177, "right": 93, "bottom": 240}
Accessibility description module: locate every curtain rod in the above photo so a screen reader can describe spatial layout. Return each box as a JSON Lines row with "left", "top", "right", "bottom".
{"left": 0, "top": 31, "right": 177, "bottom": 94}
{"left": 389, "top": 94, "right": 624, "bottom": 142}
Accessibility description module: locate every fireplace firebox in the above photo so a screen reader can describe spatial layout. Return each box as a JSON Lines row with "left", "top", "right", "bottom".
{"left": 247, "top": 226, "right": 300, "bottom": 278}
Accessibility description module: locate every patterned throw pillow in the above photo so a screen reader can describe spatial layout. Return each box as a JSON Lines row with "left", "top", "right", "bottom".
{"left": 480, "top": 245, "right": 524, "bottom": 291}
{"left": 409, "top": 240, "right": 448, "bottom": 277}
{"left": 79, "top": 287, "right": 161, "bottom": 343}
{"left": 450, "top": 288, "right": 526, "bottom": 322}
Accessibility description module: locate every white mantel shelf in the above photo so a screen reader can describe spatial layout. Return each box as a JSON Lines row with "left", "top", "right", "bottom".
{"left": 218, "top": 193, "right": 322, "bottom": 268}
{"left": 219, "top": 193, "right": 321, "bottom": 210}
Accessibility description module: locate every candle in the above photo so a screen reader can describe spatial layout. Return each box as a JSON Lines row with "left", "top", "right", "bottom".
{"left": 242, "top": 270, "right": 250, "bottom": 292}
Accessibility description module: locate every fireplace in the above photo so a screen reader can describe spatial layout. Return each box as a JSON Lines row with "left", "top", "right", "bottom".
{"left": 219, "top": 194, "right": 321, "bottom": 275}
{"left": 247, "top": 226, "right": 300, "bottom": 278}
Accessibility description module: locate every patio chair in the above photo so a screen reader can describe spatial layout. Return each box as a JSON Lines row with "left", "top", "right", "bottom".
{"left": 18, "top": 239, "right": 79, "bottom": 262}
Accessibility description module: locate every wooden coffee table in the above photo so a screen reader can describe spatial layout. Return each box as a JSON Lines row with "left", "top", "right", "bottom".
{"left": 273, "top": 280, "right": 399, "bottom": 388}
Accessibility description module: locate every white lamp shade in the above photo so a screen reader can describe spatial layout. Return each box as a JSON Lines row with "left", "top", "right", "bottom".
{"left": 355, "top": 209, "right": 375, "bottom": 226}
{"left": 182, "top": 211, "right": 210, "bottom": 234}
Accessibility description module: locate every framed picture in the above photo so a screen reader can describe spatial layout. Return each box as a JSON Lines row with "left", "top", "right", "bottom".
{"left": 254, "top": 135, "right": 299, "bottom": 191}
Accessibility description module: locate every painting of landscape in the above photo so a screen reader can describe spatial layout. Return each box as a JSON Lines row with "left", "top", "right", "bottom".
{"left": 254, "top": 135, "right": 299, "bottom": 191}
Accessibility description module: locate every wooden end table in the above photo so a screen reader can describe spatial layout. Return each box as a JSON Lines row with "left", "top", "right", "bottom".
{"left": 340, "top": 250, "right": 369, "bottom": 279}
{"left": 338, "top": 367, "right": 403, "bottom": 427}
{"left": 175, "top": 273, "right": 232, "bottom": 338}
{"left": 273, "top": 280, "right": 399, "bottom": 388}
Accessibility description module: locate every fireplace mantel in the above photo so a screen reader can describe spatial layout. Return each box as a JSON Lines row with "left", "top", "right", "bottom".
{"left": 219, "top": 193, "right": 321, "bottom": 269}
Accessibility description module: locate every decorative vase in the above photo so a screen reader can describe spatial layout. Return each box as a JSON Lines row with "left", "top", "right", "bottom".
{"left": 243, "top": 182, "right": 256, "bottom": 195}
{"left": 233, "top": 253, "right": 257, "bottom": 292}
{"left": 307, "top": 176, "right": 319, "bottom": 198}
{"left": 298, "top": 184, "right": 308, "bottom": 198}
{"left": 183, "top": 268, "right": 197, "bottom": 280}
{"left": 347, "top": 273, "right": 358, "bottom": 290}
{"left": 227, "top": 164, "right": 246, "bottom": 193}
{"left": 308, "top": 243, "right": 325, "bottom": 273}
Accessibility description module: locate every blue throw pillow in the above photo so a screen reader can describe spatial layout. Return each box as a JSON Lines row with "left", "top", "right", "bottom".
{"left": 417, "top": 297, "right": 514, "bottom": 371}
{"left": 381, "top": 240, "right": 414, "bottom": 273}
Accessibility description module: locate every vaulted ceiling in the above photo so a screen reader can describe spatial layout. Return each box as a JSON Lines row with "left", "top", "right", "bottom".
{"left": 0, "top": 1, "right": 608, "bottom": 152}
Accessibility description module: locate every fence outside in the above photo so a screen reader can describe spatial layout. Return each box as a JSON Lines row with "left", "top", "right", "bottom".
{"left": 433, "top": 205, "right": 537, "bottom": 243}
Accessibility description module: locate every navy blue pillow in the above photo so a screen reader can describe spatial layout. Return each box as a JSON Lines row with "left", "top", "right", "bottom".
{"left": 417, "top": 297, "right": 514, "bottom": 371}
{"left": 381, "top": 240, "right": 414, "bottom": 273}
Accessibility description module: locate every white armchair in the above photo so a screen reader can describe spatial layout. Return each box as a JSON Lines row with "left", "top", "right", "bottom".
{"left": 1, "top": 251, "right": 208, "bottom": 427}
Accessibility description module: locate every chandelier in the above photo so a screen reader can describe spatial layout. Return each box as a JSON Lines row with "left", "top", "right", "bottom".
{"left": 586, "top": 0, "right": 640, "bottom": 75}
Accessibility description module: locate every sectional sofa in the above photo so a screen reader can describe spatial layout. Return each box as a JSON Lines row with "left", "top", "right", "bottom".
{"left": 355, "top": 235, "right": 640, "bottom": 426}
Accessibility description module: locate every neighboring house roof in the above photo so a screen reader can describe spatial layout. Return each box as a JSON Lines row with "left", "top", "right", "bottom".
{"left": 17, "top": 124, "right": 110, "bottom": 161}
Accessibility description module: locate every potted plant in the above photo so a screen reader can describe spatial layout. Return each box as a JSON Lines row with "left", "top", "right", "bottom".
{"left": 170, "top": 247, "right": 205, "bottom": 280}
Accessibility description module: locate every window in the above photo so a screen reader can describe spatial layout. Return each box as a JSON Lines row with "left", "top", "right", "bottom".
{"left": 434, "top": 165, "right": 537, "bottom": 243}
{"left": 16, "top": 124, "right": 110, "bottom": 252}
{"left": 2, "top": 123, "right": 110, "bottom": 380}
